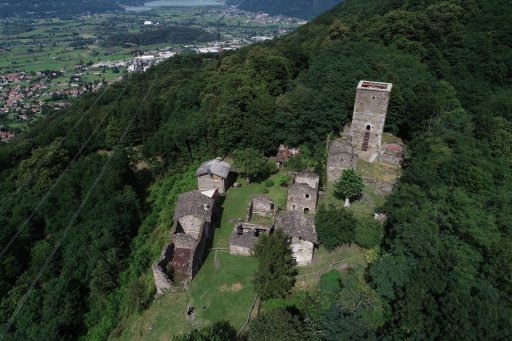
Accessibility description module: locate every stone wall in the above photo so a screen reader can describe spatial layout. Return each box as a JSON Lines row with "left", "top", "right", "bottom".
{"left": 198, "top": 174, "right": 226, "bottom": 194}
{"left": 230, "top": 244, "right": 252, "bottom": 256}
{"left": 327, "top": 139, "right": 357, "bottom": 183}
{"left": 178, "top": 215, "right": 203, "bottom": 240}
{"left": 295, "top": 174, "right": 319, "bottom": 189}
{"left": 287, "top": 183, "right": 318, "bottom": 214}
{"left": 247, "top": 196, "right": 277, "bottom": 219}
{"left": 152, "top": 244, "right": 175, "bottom": 294}
{"left": 350, "top": 86, "right": 391, "bottom": 162}
{"left": 291, "top": 239, "right": 314, "bottom": 266}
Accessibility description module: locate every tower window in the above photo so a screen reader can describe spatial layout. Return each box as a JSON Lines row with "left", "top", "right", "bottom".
{"left": 366, "top": 125, "right": 371, "bottom": 130}
{"left": 305, "top": 194, "right": 310, "bottom": 199}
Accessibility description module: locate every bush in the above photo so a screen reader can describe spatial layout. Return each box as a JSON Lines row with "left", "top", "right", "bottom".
{"left": 173, "top": 321, "right": 236, "bottom": 341}
{"left": 334, "top": 169, "right": 364, "bottom": 200}
{"left": 276, "top": 174, "right": 291, "bottom": 187}
{"left": 355, "top": 217, "right": 383, "bottom": 249}
{"left": 264, "top": 179, "right": 275, "bottom": 187}
{"left": 284, "top": 155, "right": 306, "bottom": 171}
{"left": 319, "top": 269, "right": 341, "bottom": 293}
{"left": 315, "top": 205, "right": 357, "bottom": 250}
{"left": 249, "top": 308, "right": 306, "bottom": 341}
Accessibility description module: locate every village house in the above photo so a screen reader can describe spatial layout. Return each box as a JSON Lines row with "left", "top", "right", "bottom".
{"left": 287, "top": 170, "right": 319, "bottom": 214}
{"left": 275, "top": 144, "right": 300, "bottom": 168}
{"left": 327, "top": 138, "right": 357, "bottom": 183}
{"left": 230, "top": 195, "right": 277, "bottom": 256}
{"left": 195, "top": 158, "right": 232, "bottom": 194}
{"left": 276, "top": 211, "right": 317, "bottom": 266}
{"left": 0, "top": 131, "right": 15, "bottom": 143}
{"left": 152, "top": 189, "right": 218, "bottom": 293}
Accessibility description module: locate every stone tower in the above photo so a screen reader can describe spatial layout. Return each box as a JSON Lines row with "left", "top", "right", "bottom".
{"left": 350, "top": 80, "right": 393, "bottom": 162}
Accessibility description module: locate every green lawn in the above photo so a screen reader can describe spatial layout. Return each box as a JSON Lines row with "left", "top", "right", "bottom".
{"left": 117, "top": 175, "right": 289, "bottom": 340}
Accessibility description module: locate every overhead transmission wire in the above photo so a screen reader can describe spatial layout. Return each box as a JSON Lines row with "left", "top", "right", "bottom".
{"left": 0, "top": 84, "right": 129, "bottom": 260}
{"left": 0, "top": 70, "right": 157, "bottom": 339}
{"left": 0, "top": 85, "right": 112, "bottom": 211}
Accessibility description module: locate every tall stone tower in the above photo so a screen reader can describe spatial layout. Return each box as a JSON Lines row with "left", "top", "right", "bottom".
{"left": 350, "top": 80, "right": 393, "bottom": 162}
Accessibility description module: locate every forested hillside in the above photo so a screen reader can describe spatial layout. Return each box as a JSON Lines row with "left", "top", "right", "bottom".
{"left": 226, "top": 0, "right": 343, "bottom": 19}
{"left": 0, "top": 0, "right": 511, "bottom": 339}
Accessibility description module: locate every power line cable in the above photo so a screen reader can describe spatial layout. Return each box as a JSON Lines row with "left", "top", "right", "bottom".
{"left": 0, "top": 85, "right": 112, "bottom": 211}
{"left": 0, "top": 84, "right": 129, "bottom": 259}
{"left": 0, "top": 71, "right": 156, "bottom": 339}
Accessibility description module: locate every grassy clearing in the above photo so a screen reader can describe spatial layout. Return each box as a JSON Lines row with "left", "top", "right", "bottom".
{"left": 117, "top": 175, "right": 290, "bottom": 340}
{"left": 119, "top": 252, "right": 258, "bottom": 341}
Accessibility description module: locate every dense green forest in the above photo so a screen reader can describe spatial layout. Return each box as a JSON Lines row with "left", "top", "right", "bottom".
{"left": 0, "top": 0, "right": 511, "bottom": 339}
{"left": 0, "top": 0, "right": 143, "bottom": 18}
{"left": 226, "top": 0, "right": 343, "bottom": 19}
{"left": 104, "top": 26, "right": 220, "bottom": 47}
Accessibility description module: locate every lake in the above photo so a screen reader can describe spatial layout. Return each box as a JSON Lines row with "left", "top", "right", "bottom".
{"left": 126, "top": 0, "right": 225, "bottom": 11}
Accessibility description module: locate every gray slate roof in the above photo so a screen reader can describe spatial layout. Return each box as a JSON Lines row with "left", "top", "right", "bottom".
{"left": 289, "top": 182, "right": 316, "bottom": 195}
{"left": 276, "top": 211, "right": 317, "bottom": 243}
{"left": 195, "top": 159, "right": 231, "bottom": 179}
{"left": 230, "top": 228, "right": 259, "bottom": 248}
{"left": 173, "top": 190, "right": 215, "bottom": 222}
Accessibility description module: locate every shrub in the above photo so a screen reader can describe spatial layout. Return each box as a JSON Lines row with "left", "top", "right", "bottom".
{"left": 315, "top": 205, "right": 356, "bottom": 250}
{"left": 355, "top": 217, "right": 383, "bottom": 249}
{"left": 276, "top": 174, "right": 291, "bottom": 187}
{"left": 334, "top": 169, "right": 364, "bottom": 200}
{"left": 264, "top": 178, "right": 275, "bottom": 187}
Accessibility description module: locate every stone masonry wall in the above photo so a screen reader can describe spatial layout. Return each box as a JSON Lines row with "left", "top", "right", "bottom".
{"left": 294, "top": 174, "right": 319, "bottom": 189}
{"left": 230, "top": 244, "right": 252, "bottom": 256}
{"left": 178, "top": 215, "right": 203, "bottom": 240}
{"left": 291, "top": 239, "right": 314, "bottom": 266}
{"left": 287, "top": 185, "right": 318, "bottom": 214}
{"left": 350, "top": 88, "right": 390, "bottom": 162}
{"left": 198, "top": 174, "right": 226, "bottom": 194}
{"left": 152, "top": 244, "right": 175, "bottom": 294}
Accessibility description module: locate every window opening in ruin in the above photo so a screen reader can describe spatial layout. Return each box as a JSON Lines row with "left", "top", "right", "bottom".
{"left": 304, "top": 208, "right": 310, "bottom": 214}
{"left": 362, "top": 125, "right": 371, "bottom": 151}
{"left": 270, "top": 203, "right": 274, "bottom": 210}
{"left": 175, "top": 222, "right": 185, "bottom": 234}
{"left": 292, "top": 205, "right": 296, "bottom": 210}
{"left": 305, "top": 194, "right": 310, "bottom": 199}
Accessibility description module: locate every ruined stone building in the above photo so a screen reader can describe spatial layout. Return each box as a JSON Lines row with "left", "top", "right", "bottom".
{"left": 276, "top": 211, "right": 317, "bottom": 266}
{"left": 275, "top": 144, "right": 300, "bottom": 168}
{"left": 350, "top": 80, "right": 393, "bottom": 162}
{"left": 230, "top": 195, "right": 277, "bottom": 256}
{"left": 152, "top": 189, "right": 218, "bottom": 293}
{"left": 287, "top": 170, "right": 319, "bottom": 214}
{"left": 195, "top": 158, "right": 231, "bottom": 194}
{"left": 327, "top": 138, "right": 357, "bottom": 183}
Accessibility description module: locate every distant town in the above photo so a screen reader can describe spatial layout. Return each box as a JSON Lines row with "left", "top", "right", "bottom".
{"left": 0, "top": 5, "right": 306, "bottom": 142}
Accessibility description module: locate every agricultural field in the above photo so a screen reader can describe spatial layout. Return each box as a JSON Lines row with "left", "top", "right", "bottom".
{"left": 0, "top": 5, "right": 304, "bottom": 134}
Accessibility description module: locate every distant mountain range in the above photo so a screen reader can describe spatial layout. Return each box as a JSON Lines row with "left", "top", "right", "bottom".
{"left": 226, "top": 0, "right": 343, "bottom": 19}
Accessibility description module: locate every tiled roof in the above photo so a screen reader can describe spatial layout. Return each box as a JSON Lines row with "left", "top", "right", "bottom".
{"left": 173, "top": 190, "right": 216, "bottom": 222}
{"left": 276, "top": 211, "right": 317, "bottom": 243}
{"left": 195, "top": 158, "right": 231, "bottom": 178}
